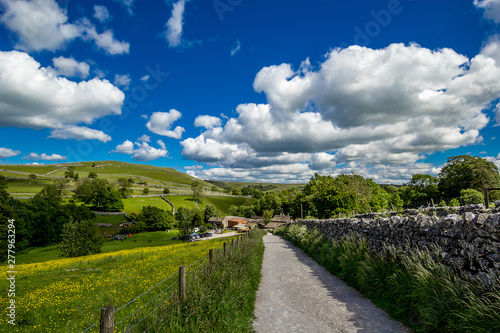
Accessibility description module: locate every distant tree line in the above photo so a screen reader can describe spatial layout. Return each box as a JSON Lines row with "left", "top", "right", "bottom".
{"left": 225, "top": 155, "right": 500, "bottom": 220}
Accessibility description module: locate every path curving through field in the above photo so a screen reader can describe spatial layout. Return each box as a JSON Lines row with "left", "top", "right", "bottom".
{"left": 253, "top": 233, "right": 410, "bottom": 333}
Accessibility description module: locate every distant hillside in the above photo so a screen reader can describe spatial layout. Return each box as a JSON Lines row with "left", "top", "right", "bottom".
{"left": 0, "top": 161, "right": 212, "bottom": 188}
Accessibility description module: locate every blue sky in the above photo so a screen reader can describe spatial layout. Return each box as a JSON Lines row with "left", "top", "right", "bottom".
{"left": 1, "top": 0, "right": 500, "bottom": 184}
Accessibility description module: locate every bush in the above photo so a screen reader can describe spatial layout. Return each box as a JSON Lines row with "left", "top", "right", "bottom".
{"left": 163, "top": 187, "right": 170, "bottom": 194}
{"left": 459, "top": 188, "right": 484, "bottom": 205}
{"left": 142, "top": 187, "right": 150, "bottom": 195}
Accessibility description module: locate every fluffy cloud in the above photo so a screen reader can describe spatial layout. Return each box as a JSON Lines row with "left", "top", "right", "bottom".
{"left": 114, "top": 74, "right": 131, "bottom": 90}
{"left": 164, "top": 0, "right": 186, "bottom": 47}
{"left": 0, "top": 147, "right": 20, "bottom": 159}
{"left": 0, "top": 51, "right": 123, "bottom": 141}
{"left": 0, "top": 0, "right": 129, "bottom": 54}
{"left": 112, "top": 138, "right": 168, "bottom": 162}
{"left": 93, "top": 5, "right": 110, "bottom": 23}
{"left": 52, "top": 56, "right": 90, "bottom": 78}
{"left": 182, "top": 42, "right": 500, "bottom": 183}
{"left": 48, "top": 126, "right": 112, "bottom": 142}
{"left": 146, "top": 110, "right": 185, "bottom": 139}
{"left": 79, "top": 18, "right": 130, "bottom": 55}
{"left": 194, "top": 115, "right": 222, "bottom": 129}
{"left": 0, "top": 0, "right": 81, "bottom": 52}
{"left": 137, "top": 134, "right": 151, "bottom": 143}
{"left": 475, "top": 0, "right": 500, "bottom": 23}
{"left": 22, "top": 153, "right": 66, "bottom": 161}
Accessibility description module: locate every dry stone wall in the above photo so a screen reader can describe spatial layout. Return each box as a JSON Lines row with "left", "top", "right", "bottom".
{"left": 291, "top": 202, "right": 500, "bottom": 288}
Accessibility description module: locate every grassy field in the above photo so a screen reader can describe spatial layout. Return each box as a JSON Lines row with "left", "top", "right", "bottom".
{"left": 123, "top": 195, "right": 255, "bottom": 215}
{"left": 5, "top": 179, "right": 55, "bottom": 193}
{"left": 0, "top": 237, "right": 237, "bottom": 332}
{"left": 15, "top": 230, "right": 182, "bottom": 265}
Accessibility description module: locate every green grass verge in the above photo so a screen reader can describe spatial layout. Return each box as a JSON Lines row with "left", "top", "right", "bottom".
{"left": 275, "top": 224, "right": 500, "bottom": 333}
{"left": 15, "top": 230, "right": 181, "bottom": 265}
{"left": 148, "top": 230, "right": 265, "bottom": 332}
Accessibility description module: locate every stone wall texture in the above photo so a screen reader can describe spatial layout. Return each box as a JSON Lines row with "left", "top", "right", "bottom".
{"left": 290, "top": 202, "right": 500, "bottom": 288}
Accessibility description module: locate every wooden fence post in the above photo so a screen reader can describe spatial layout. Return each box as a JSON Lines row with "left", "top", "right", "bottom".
{"left": 179, "top": 266, "right": 186, "bottom": 302}
{"left": 223, "top": 242, "right": 226, "bottom": 255}
{"left": 209, "top": 249, "right": 214, "bottom": 265}
{"left": 100, "top": 305, "right": 114, "bottom": 333}
{"left": 231, "top": 239, "right": 234, "bottom": 247}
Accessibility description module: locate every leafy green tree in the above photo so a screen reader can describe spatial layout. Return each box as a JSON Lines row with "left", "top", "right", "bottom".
{"left": 137, "top": 206, "right": 174, "bottom": 231}
{"left": 203, "top": 204, "right": 219, "bottom": 223}
{"left": 57, "top": 219, "right": 104, "bottom": 258}
{"left": 231, "top": 187, "right": 242, "bottom": 196}
{"left": 88, "top": 171, "right": 98, "bottom": 178}
{"left": 439, "top": 155, "right": 500, "bottom": 198}
{"left": 262, "top": 210, "right": 274, "bottom": 223}
{"left": 142, "top": 187, "right": 150, "bottom": 195}
{"left": 459, "top": 188, "right": 484, "bottom": 205}
{"left": 74, "top": 178, "right": 123, "bottom": 211}
{"left": 117, "top": 178, "right": 133, "bottom": 197}
{"left": 191, "top": 180, "right": 204, "bottom": 203}
{"left": 163, "top": 187, "right": 170, "bottom": 194}
{"left": 388, "top": 191, "right": 404, "bottom": 211}
{"left": 29, "top": 173, "right": 37, "bottom": 179}
{"left": 65, "top": 166, "right": 76, "bottom": 179}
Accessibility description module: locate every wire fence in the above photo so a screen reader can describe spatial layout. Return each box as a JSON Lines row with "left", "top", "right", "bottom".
{"left": 81, "top": 233, "right": 247, "bottom": 333}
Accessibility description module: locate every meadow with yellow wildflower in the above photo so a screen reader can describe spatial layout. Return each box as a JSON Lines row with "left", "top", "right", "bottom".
{"left": 0, "top": 237, "right": 233, "bottom": 332}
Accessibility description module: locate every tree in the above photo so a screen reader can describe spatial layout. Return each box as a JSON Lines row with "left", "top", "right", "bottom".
{"left": 231, "top": 187, "right": 242, "bottom": 196}
{"left": 262, "top": 210, "right": 274, "bottom": 223}
{"left": 203, "top": 204, "right": 219, "bottom": 223}
{"left": 117, "top": 178, "right": 133, "bottom": 197}
{"left": 57, "top": 219, "right": 104, "bottom": 258}
{"left": 65, "top": 166, "right": 76, "bottom": 179}
{"left": 88, "top": 171, "right": 98, "bottom": 178}
{"left": 142, "top": 187, "right": 150, "bottom": 195}
{"left": 191, "top": 180, "right": 204, "bottom": 203}
{"left": 439, "top": 155, "right": 500, "bottom": 198}
{"left": 137, "top": 206, "right": 174, "bottom": 231}
{"left": 74, "top": 178, "right": 123, "bottom": 211}
{"left": 29, "top": 173, "right": 37, "bottom": 179}
{"left": 459, "top": 188, "right": 484, "bottom": 205}
{"left": 163, "top": 187, "right": 170, "bottom": 194}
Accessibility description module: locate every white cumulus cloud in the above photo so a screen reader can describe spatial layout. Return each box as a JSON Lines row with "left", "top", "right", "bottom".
{"left": 112, "top": 138, "right": 169, "bottom": 162}
{"left": 0, "top": 0, "right": 129, "bottom": 54}
{"left": 22, "top": 153, "right": 66, "bottom": 161}
{"left": 181, "top": 42, "right": 500, "bottom": 183}
{"left": 475, "top": 0, "right": 500, "bottom": 23}
{"left": 52, "top": 56, "right": 90, "bottom": 78}
{"left": 0, "top": 0, "right": 81, "bottom": 52}
{"left": 49, "top": 126, "right": 112, "bottom": 142}
{"left": 0, "top": 51, "right": 123, "bottom": 140}
{"left": 146, "top": 110, "right": 185, "bottom": 139}
{"left": 114, "top": 74, "right": 131, "bottom": 90}
{"left": 0, "top": 147, "right": 21, "bottom": 159}
{"left": 194, "top": 115, "right": 222, "bottom": 129}
{"left": 164, "top": 0, "right": 186, "bottom": 47}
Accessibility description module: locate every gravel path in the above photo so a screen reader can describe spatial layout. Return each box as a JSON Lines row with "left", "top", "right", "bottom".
{"left": 253, "top": 233, "right": 411, "bottom": 333}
